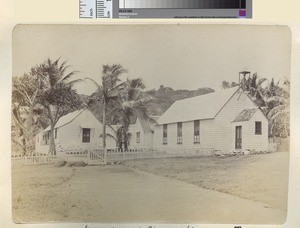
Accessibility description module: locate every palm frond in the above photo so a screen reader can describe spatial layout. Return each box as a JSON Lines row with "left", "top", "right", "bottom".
{"left": 61, "top": 71, "right": 80, "bottom": 82}
{"left": 267, "top": 105, "right": 287, "bottom": 119}
{"left": 258, "top": 78, "right": 267, "bottom": 86}
{"left": 84, "top": 77, "right": 102, "bottom": 90}
{"left": 99, "top": 133, "right": 117, "bottom": 141}
{"left": 266, "top": 96, "right": 286, "bottom": 105}
{"left": 106, "top": 124, "right": 118, "bottom": 135}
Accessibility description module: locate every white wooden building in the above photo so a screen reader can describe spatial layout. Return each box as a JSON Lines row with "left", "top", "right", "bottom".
{"left": 127, "top": 117, "right": 158, "bottom": 151}
{"left": 154, "top": 87, "right": 269, "bottom": 155}
{"left": 35, "top": 109, "right": 117, "bottom": 154}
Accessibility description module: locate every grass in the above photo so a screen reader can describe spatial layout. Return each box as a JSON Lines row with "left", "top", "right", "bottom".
{"left": 123, "top": 152, "right": 289, "bottom": 211}
{"left": 12, "top": 164, "right": 75, "bottom": 223}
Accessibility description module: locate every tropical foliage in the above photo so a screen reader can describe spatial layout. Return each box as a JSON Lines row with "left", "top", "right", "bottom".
{"left": 221, "top": 73, "right": 290, "bottom": 138}
{"left": 87, "top": 64, "right": 127, "bottom": 156}
{"left": 109, "top": 78, "right": 153, "bottom": 151}
{"left": 35, "top": 58, "right": 83, "bottom": 154}
{"left": 12, "top": 72, "right": 43, "bottom": 155}
{"left": 12, "top": 58, "right": 83, "bottom": 155}
{"left": 87, "top": 65, "right": 155, "bottom": 152}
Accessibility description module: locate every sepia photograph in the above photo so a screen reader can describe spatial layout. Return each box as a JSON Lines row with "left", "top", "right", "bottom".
{"left": 11, "top": 24, "right": 291, "bottom": 224}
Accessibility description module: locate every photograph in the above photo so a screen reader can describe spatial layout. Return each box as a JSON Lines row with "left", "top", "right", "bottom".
{"left": 11, "top": 24, "right": 291, "bottom": 224}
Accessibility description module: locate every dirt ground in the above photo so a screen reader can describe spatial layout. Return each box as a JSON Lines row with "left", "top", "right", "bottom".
{"left": 11, "top": 152, "right": 289, "bottom": 224}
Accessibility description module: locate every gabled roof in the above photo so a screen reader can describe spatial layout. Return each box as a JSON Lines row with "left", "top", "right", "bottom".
{"left": 157, "top": 87, "right": 239, "bottom": 125}
{"left": 138, "top": 119, "right": 152, "bottom": 133}
{"left": 43, "top": 109, "right": 85, "bottom": 131}
{"left": 130, "top": 116, "right": 160, "bottom": 133}
{"left": 232, "top": 108, "right": 258, "bottom": 123}
{"left": 139, "top": 118, "right": 155, "bottom": 133}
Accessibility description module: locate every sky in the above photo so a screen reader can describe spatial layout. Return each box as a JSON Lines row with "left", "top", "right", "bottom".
{"left": 12, "top": 24, "right": 291, "bottom": 95}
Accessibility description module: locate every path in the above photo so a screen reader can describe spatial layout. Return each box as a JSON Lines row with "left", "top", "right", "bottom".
{"left": 55, "top": 165, "right": 286, "bottom": 224}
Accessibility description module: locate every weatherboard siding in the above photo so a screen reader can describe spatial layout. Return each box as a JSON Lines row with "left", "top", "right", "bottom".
{"left": 213, "top": 90, "right": 258, "bottom": 152}
{"left": 128, "top": 119, "right": 144, "bottom": 150}
{"left": 242, "top": 111, "right": 268, "bottom": 150}
{"left": 128, "top": 119, "right": 154, "bottom": 150}
{"left": 35, "top": 109, "right": 117, "bottom": 154}
{"left": 153, "top": 119, "right": 215, "bottom": 154}
{"left": 154, "top": 90, "right": 269, "bottom": 154}
{"left": 144, "top": 132, "right": 154, "bottom": 149}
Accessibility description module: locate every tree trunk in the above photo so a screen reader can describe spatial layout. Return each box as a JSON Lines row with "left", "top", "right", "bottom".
{"left": 21, "top": 129, "right": 27, "bottom": 156}
{"left": 102, "top": 101, "right": 107, "bottom": 163}
{"left": 123, "top": 133, "right": 128, "bottom": 152}
{"left": 49, "top": 123, "right": 56, "bottom": 155}
{"left": 123, "top": 125, "right": 129, "bottom": 152}
{"left": 12, "top": 108, "right": 28, "bottom": 156}
{"left": 27, "top": 105, "right": 34, "bottom": 156}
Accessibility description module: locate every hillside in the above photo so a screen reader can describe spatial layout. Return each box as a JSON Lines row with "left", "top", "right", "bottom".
{"left": 84, "top": 86, "right": 215, "bottom": 122}
{"left": 146, "top": 86, "right": 215, "bottom": 116}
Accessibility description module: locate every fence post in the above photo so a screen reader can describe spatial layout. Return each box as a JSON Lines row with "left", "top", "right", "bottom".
{"left": 87, "top": 149, "right": 90, "bottom": 165}
{"left": 103, "top": 148, "right": 107, "bottom": 164}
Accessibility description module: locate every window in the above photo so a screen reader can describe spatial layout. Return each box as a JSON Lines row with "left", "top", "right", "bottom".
{"left": 45, "top": 132, "right": 50, "bottom": 145}
{"left": 136, "top": 132, "right": 140, "bottom": 143}
{"left": 255, "top": 121, "right": 262, "bottom": 135}
{"left": 163, "top": 124, "right": 168, "bottom": 144}
{"left": 194, "top": 120, "right": 200, "bottom": 143}
{"left": 55, "top": 129, "right": 57, "bottom": 139}
{"left": 82, "top": 128, "right": 91, "bottom": 143}
{"left": 177, "top": 122, "right": 183, "bottom": 144}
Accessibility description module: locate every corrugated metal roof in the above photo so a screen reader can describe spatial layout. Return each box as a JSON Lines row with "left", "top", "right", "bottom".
{"left": 43, "top": 109, "right": 85, "bottom": 131}
{"left": 157, "top": 87, "right": 239, "bottom": 124}
{"left": 232, "top": 108, "right": 258, "bottom": 122}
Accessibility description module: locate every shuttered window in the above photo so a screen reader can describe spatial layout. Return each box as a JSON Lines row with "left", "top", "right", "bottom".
{"left": 177, "top": 122, "right": 183, "bottom": 144}
{"left": 82, "top": 128, "right": 91, "bottom": 143}
{"left": 163, "top": 124, "right": 168, "bottom": 144}
{"left": 194, "top": 120, "right": 200, "bottom": 143}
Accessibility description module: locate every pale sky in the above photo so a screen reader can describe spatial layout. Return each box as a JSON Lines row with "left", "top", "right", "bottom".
{"left": 13, "top": 25, "right": 291, "bottom": 95}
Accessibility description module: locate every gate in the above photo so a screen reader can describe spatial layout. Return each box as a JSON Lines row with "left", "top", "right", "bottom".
{"left": 88, "top": 148, "right": 106, "bottom": 165}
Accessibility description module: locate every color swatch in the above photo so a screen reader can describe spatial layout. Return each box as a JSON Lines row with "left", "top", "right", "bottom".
{"left": 119, "top": 0, "right": 246, "bottom": 9}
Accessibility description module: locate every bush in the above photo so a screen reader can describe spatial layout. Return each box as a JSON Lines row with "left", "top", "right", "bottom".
{"left": 54, "top": 160, "right": 67, "bottom": 167}
{"left": 66, "top": 161, "right": 87, "bottom": 167}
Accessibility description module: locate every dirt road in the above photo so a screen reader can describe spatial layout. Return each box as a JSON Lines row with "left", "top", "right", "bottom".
{"left": 36, "top": 165, "right": 285, "bottom": 224}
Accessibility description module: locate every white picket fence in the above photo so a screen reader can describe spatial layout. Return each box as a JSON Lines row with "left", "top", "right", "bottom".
{"left": 106, "top": 146, "right": 214, "bottom": 162}
{"left": 12, "top": 149, "right": 105, "bottom": 165}
{"left": 12, "top": 146, "right": 215, "bottom": 165}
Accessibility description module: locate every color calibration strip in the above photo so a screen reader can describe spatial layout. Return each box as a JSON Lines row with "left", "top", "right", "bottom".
{"left": 80, "top": 0, "right": 113, "bottom": 18}
{"left": 79, "top": 0, "right": 252, "bottom": 18}
{"left": 119, "top": 0, "right": 246, "bottom": 9}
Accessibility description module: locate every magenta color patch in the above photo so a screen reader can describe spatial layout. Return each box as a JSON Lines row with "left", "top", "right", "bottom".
{"left": 239, "top": 10, "right": 246, "bottom": 17}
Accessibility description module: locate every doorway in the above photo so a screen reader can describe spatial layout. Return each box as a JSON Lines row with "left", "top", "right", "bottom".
{"left": 235, "top": 126, "right": 242, "bottom": 149}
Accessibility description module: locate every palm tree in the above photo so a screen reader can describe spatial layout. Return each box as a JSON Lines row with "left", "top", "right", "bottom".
{"left": 87, "top": 64, "right": 127, "bottom": 162}
{"left": 36, "top": 58, "right": 83, "bottom": 155}
{"left": 110, "top": 78, "right": 153, "bottom": 151}
{"left": 265, "top": 78, "right": 290, "bottom": 138}
{"left": 221, "top": 80, "right": 230, "bottom": 89}
{"left": 12, "top": 70, "right": 44, "bottom": 156}
{"left": 240, "top": 73, "right": 267, "bottom": 107}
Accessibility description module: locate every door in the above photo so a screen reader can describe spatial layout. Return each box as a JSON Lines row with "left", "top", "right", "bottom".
{"left": 235, "top": 126, "right": 242, "bottom": 149}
